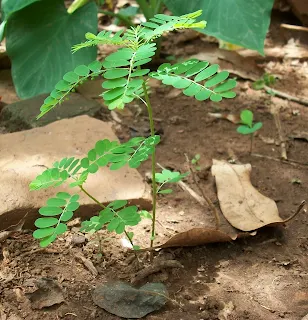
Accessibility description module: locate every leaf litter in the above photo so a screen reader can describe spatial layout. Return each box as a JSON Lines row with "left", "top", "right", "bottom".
{"left": 157, "top": 160, "right": 305, "bottom": 248}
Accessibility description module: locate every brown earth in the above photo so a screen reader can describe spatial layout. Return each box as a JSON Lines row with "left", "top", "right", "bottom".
{"left": 1, "top": 9, "right": 308, "bottom": 320}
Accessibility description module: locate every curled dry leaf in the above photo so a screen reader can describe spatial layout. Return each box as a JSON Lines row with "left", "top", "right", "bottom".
{"left": 212, "top": 160, "right": 284, "bottom": 231}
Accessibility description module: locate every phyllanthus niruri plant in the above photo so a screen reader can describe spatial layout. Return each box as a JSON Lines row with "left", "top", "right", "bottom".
{"left": 29, "top": 10, "right": 237, "bottom": 252}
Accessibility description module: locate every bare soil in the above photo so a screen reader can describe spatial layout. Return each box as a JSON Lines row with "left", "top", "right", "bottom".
{"left": 1, "top": 9, "right": 308, "bottom": 320}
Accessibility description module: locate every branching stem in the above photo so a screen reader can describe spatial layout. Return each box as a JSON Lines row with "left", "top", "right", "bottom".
{"left": 79, "top": 186, "right": 137, "bottom": 256}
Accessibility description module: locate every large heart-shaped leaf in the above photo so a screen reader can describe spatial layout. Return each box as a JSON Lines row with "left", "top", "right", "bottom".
{"left": 164, "top": 0, "right": 275, "bottom": 54}
{"left": 0, "top": 0, "right": 41, "bottom": 40}
{"left": 1, "top": 0, "right": 41, "bottom": 19}
{"left": 6, "top": 0, "right": 98, "bottom": 99}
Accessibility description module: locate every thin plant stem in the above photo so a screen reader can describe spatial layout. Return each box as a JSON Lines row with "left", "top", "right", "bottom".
{"left": 79, "top": 186, "right": 137, "bottom": 257}
{"left": 141, "top": 81, "right": 157, "bottom": 260}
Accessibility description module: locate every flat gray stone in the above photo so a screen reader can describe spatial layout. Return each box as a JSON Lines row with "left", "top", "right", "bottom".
{"left": 92, "top": 282, "right": 168, "bottom": 318}
{"left": 0, "top": 93, "right": 102, "bottom": 132}
{"left": 0, "top": 115, "right": 151, "bottom": 229}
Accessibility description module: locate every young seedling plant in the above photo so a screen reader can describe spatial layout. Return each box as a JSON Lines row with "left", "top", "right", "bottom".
{"left": 237, "top": 110, "right": 263, "bottom": 154}
{"left": 29, "top": 10, "right": 237, "bottom": 258}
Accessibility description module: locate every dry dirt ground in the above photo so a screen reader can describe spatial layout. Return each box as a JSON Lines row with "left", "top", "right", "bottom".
{"left": 1, "top": 10, "right": 308, "bottom": 320}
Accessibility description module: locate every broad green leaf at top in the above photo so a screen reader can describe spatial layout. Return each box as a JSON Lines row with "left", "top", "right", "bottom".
{"left": 1, "top": 0, "right": 41, "bottom": 20}
{"left": 240, "top": 110, "right": 253, "bottom": 127}
{"left": 164, "top": 0, "right": 275, "bottom": 54}
{"left": 6, "top": 0, "right": 97, "bottom": 99}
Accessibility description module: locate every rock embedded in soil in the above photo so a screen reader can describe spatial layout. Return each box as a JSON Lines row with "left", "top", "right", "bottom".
{"left": 92, "top": 282, "right": 168, "bottom": 318}
{"left": 0, "top": 115, "right": 151, "bottom": 229}
{"left": 0, "top": 93, "right": 102, "bottom": 132}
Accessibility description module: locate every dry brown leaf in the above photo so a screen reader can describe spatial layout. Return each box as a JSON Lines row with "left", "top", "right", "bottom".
{"left": 212, "top": 160, "right": 283, "bottom": 231}
{"left": 191, "top": 49, "right": 263, "bottom": 81}
{"left": 161, "top": 228, "right": 237, "bottom": 248}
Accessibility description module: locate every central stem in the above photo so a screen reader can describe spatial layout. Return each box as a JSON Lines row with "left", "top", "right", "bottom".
{"left": 142, "top": 82, "right": 157, "bottom": 254}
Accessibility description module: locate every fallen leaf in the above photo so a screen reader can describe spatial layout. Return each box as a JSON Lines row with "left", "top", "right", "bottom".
{"left": 92, "top": 282, "right": 168, "bottom": 318}
{"left": 211, "top": 160, "right": 283, "bottom": 231}
{"left": 161, "top": 228, "right": 236, "bottom": 248}
{"left": 191, "top": 48, "right": 263, "bottom": 81}
{"left": 26, "top": 278, "right": 64, "bottom": 309}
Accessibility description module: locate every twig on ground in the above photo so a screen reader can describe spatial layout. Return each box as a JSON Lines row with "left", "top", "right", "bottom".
{"left": 264, "top": 85, "right": 308, "bottom": 106}
{"left": 156, "top": 163, "right": 206, "bottom": 206}
{"left": 74, "top": 253, "right": 98, "bottom": 277}
{"left": 18, "top": 247, "right": 60, "bottom": 258}
{"left": 251, "top": 153, "right": 308, "bottom": 167}
{"left": 272, "top": 111, "right": 288, "bottom": 160}
{"left": 183, "top": 154, "right": 220, "bottom": 229}
{"left": 131, "top": 259, "right": 184, "bottom": 285}
{"left": 283, "top": 200, "right": 306, "bottom": 223}
{"left": 280, "top": 23, "right": 308, "bottom": 32}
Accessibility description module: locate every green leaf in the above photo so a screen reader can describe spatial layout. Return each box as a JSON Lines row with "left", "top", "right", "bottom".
{"left": 74, "top": 65, "right": 90, "bottom": 76}
{"left": 35, "top": 217, "right": 58, "bottom": 228}
{"left": 99, "top": 208, "right": 114, "bottom": 224}
{"left": 110, "top": 161, "right": 127, "bottom": 170}
{"left": 39, "top": 206, "right": 63, "bottom": 216}
{"left": 164, "top": 0, "right": 275, "bottom": 54}
{"left": 237, "top": 125, "right": 255, "bottom": 135}
{"left": 158, "top": 189, "right": 173, "bottom": 194}
{"left": 104, "top": 69, "right": 129, "bottom": 79}
{"left": 107, "top": 218, "right": 120, "bottom": 232}
{"left": 55, "top": 223, "right": 67, "bottom": 235}
{"left": 39, "top": 234, "right": 57, "bottom": 247}
{"left": 67, "top": 202, "right": 80, "bottom": 211}
{"left": 46, "top": 198, "right": 67, "bottom": 207}
{"left": 33, "top": 227, "right": 55, "bottom": 239}
{"left": 139, "top": 210, "right": 152, "bottom": 219}
{"left": 109, "top": 200, "right": 128, "bottom": 210}
{"left": 6, "top": 0, "right": 98, "bottom": 98}
{"left": 56, "top": 192, "right": 71, "bottom": 199}
{"left": 63, "top": 71, "right": 79, "bottom": 83}
{"left": 240, "top": 110, "right": 253, "bottom": 127}
{"left": 88, "top": 163, "right": 99, "bottom": 173}
{"left": 253, "top": 122, "right": 263, "bottom": 131}
{"left": 60, "top": 211, "right": 74, "bottom": 222}
{"left": 1, "top": 0, "right": 40, "bottom": 20}
{"left": 115, "top": 222, "right": 125, "bottom": 234}
{"left": 195, "top": 64, "right": 219, "bottom": 82}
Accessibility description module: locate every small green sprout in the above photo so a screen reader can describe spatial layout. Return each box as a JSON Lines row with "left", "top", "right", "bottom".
{"left": 191, "top": 154, "right": 201, "bottom": 171}
{"left": 252, "top": 73, "right": 276, "bottom": 91}
{"left": 237, "top": 110, "right": 263, "bottom": 154}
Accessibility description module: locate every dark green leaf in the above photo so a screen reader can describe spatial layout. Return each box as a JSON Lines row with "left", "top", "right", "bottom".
{"left": 63, "top": 71, "right": 79, "bottom": 83}
{"left": 6, "top": 0, "right": 97, "bottom": 98}
{"left": 115, "top": 222, "right": 125, "bottom": 234}
{"left": 164, "top": 0, "right": 274, "bottom": 54}
{"left": 81, "top": 158, "right": 90, "bottom": 168}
